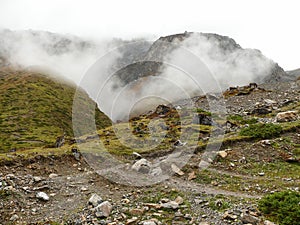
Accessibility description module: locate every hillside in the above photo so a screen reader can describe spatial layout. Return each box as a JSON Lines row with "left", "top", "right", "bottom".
{"left": 0, "top": 68, "right": 111, "bottom": 152}
{"left": 1, "top": 80, "right": 299, "bottom": 224}
{"left": 0, "top": 30, "right": 299, "bottom": 225}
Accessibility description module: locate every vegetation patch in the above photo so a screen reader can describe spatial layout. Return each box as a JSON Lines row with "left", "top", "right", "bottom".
{"left": 240, "top": 123, "right": 282, "bottom": 139}
{"left": 258, "top": 191, "right": 300, "bottom": 225}
{"left": 227, "top": 114, "right": 258, "bottom": 125}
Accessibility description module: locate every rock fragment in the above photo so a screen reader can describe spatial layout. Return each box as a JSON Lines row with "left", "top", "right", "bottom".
{"left": 36, "top": 192, "right": 49, "bottom": 201}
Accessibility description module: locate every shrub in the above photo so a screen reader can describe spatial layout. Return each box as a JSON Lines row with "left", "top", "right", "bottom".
{"left": 240, "top": 123, "right": 282, "bottom": 139}
{"left": 258, "top": 191, "right": 300, "bottom": 225}
{"left": 228, "top": 114, "right": 258, "bottom": 125}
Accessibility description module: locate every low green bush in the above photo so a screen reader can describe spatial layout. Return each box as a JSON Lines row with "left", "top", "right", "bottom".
{"left": 240, "top": 123, "right": 282, "bottom": 139}
{"left": 258, "top": 191, "right": 300, "bottom": 225}
{"left": 228, "top": 114, "right": 258, "bottom": 125}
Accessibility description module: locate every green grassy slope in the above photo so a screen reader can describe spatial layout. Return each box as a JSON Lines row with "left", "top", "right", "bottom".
{"left": 0, "top": 69, "right": 111, "bottom": 152}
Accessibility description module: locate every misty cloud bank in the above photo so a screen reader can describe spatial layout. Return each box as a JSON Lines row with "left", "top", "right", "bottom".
{"left": 98, "top": 33, "right": 278, "bottom": 121}
{"left": 0, "top": 30, "right": 280, "bottom": 121}
{"left": 0, "top": 29, "right": 129, "bottom": 83}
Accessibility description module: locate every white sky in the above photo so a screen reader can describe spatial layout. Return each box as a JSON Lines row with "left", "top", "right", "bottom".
{"left": 0, "top": 0, "right": 299, "bottom": 70}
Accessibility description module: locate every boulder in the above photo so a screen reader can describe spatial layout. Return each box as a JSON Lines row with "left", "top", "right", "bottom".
{"left": 171, "top": 164, "right": 184, "bottom": 176}
{"left": 161, "top": 201, "right": 179, "bottom": 209}
{"left": 132, "top": 158, "right": 151, "bottom": 174}
{"left": 95, "top": 201, "right": 112, "bottom": 218}
{"left": 89, "top": 193, "right": 103, "bottom": 207}
{"left": 275, "top": 111, "right": 298, "bottom": 122}
{"left": 218, "top": 150, "right": 228, "bottom": 158}
{"left": 241, "top": 214, "right": 259, "bottom": 224}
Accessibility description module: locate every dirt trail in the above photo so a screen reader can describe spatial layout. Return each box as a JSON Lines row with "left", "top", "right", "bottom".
{"left": 166, "top": 176, "right": 262, "bottom": 199}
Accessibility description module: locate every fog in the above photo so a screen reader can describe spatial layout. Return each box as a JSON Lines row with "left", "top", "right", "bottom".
{"left": 95, "top": 33, "right": 276, "bottom": 121}
{"left": 0, "top": 30, "right": 278, "bottom": 121}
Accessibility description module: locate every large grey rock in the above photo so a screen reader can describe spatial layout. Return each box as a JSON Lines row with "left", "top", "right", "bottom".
{"left": 275, "top": 110, "right": 298, "bottom": 122}
{"left": 161, "top": 201, "right": 179, "bottom": 209}
{"left": 132, "top": 158, "right": 151, "bottom": 174}
{"left": 89, "top": 193, "right": 103, "bottom": 207}
{"left": 95, "top": 201, "right": 112, "bottom": 218}
{"left": 241, "top": 214, "right": 260, "bottom": 224}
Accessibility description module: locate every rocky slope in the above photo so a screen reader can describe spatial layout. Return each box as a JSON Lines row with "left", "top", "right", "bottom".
{"left": 1, "top": 78, "right": 299, "bottom": 224}
{"left": 0, "top": 30, "right": 299, "bottom": 225}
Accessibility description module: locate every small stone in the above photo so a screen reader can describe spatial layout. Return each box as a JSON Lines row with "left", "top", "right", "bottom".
{"left": 258, "top": 172, "right": 265, "bottom": 176}
{"left": 241, "top": 214, "right": 259, "bottom": 224}
{"left": 126, "top": 217, "right": 138, "bottom": 225}
{"left": 129, "top": 208, "right": 144, "bottom": 215}
{"left": 264, "top": 99, "right": 277, "bottom": 105}
{"left": 223, "top": 211, "right": 237, "bottom": 220}
{"left": 264, "top": 220, "right": 277, "bottom": 225}
{"left": 10, "top": 214, "right": 19, "bottom": 221}
{"left": 261, "top": 139, "right": 272, "bottom": 145}
{"left": 33, "top": 176, "right": 43, "bottom": 182}
{"left": 132, "top": 152, "right": 142, "bottom": 159}
{"left": 121, "top": 198, "right": 130, "bottom": 204}
{"left": 48, "top": 173, "right": 58, "bottom": 179}
{"left": 211, "top": 181, "right": 219, "bottom": 186}
{"left": 199, "top": 222, "right": 210, "bottom": 225}
{"left": 160, "top": 198, "right": 170, "bottom": 203}
{"left": 73, "top": 152, "right": 80, "bottom": 161}
{"left": 239, "top": 156, "right": 247, "bottom": 164}
{"left": 36, "top": 192, "right": 49, "bottom": 201}
{"left": 175, "top": 211, "right": 183, "bottom": 217}
{"left": 144, "top": 203, "right": 161, "bottom": 209}
{"left": 188, "top": 171, "right": 196, "bottom": 180}
{"left": 175, "top": 196, "right": 184, "bottom": 205}
{"left": 89, "top": 193, "right": 103, "bottom": 207}
{"left": 142, "top": 221, "right": 157, "bottom": 225}
{"left": 171, "top": 164, "right": 184, "bottom": 176}
{"left": 218, "top": 150, "right": 228, "bottom": 158}
{"left": 81, "top": 187, "right": 88, "bottom": 191}
{"left": 161, "top": 201, "right": 179, "bottom": 209}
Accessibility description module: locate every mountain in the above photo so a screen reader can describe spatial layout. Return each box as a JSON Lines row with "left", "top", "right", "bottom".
{"left": 112, "top": 32, "right": 290, "bottom": 88}
{"left": 0, "top": 68, "right": 111, "bottom": 152}
{"left": 286, "top": 68, "right": 300, "bottom": 80}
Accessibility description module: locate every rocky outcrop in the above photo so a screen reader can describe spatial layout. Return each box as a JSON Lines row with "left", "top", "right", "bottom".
{"left": 275, "top": 111, "right": 298, "bottom": 122}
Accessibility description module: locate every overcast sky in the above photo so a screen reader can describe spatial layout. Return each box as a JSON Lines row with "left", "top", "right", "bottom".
{"left": 0, "top": 0, "right": 299, "bottom": 70}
